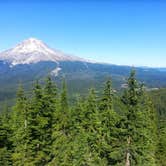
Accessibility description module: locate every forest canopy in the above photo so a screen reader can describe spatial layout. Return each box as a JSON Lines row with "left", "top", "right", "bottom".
{"left": 0, "top": 70, "right": 165, "bottom": 166}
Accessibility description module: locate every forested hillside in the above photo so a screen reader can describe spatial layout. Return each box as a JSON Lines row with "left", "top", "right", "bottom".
{"left": 0, "top": 70, "right": 165, "bottom": 165}
{"left": 150, "top": 89, "right": 166, "bottom": 166}
{"left": 1, "top": 60, "right": 166, "bottom": 108}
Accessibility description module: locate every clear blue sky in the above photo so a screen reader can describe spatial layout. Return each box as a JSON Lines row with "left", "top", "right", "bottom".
{"left": 0, "top": 0, "right": 165, "bottom": 67}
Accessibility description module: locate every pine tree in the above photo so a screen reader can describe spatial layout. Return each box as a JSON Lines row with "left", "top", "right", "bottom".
{"left": 156, "top": 119, "right": 166, "bottom": 166}
{"left": 69, "top": 86, "right": 121, "bottom": 166}
{"left": 49, "top": 79, "right": 72, "bottom": 165}
{"left": 44, "top": 76, "right": 57, "bottom": 97}
{"left": 122, "top": 69, "right": 157, "bottom": 166}
{"left": 0, "top": 74, "right": 160, "bottom": 165}
{"left": 28, "top": 78, "right": 57, "bottom": 165}
{"left": 68, "top": 89, "right": 107, "bottom": 165}
{"left": 11, "top": 84, "right": 30, "bottom": 165}
{"left": 60, "top": 79, "right": 68, "bottom": 112}
{"left": 0, "top": 103, "right": 12, "bottom": 166}
{"left": 42, "top": 76, "right": 57, "bottom": 163}
{"left": 97, "top": 80, "right": 124, "bottom": 165}
{"left": 100, "top": 80, "right": 113, "bottom": 110}
{"left": 137, "top": 85, "right": 157, "bottom": 165}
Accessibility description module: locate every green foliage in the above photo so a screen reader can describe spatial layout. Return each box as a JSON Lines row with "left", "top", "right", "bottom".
{"left": 0, "top": 71, "right": 161, "bottom": 165}
{"left": 10, "top": 84, "right": 30, "bottom": 165}
{"left": 60, "top": 79, "right": 68, "bottom": 111}
{"left": 150, "top": 88, "right": 166, "bottom": 166}
{"left": 0, "top": 104, "right": 12, "bottom": 165}
{"left": 100, "top": 80, "right": 113, "bottom": 110}
{"left": 121, "top": 69, "right": 157, "bottom": 166}
{"left": 28, "top": 78, "right": 57, "bottom": 165}
{"left": 149, "top": 88, "right": 166, "bottom": 166}
{"left": 150, "top": 88, "right": 166, "bottom": 118}
{"left": 156, "top": 120, "right": 166, "bottom": 166}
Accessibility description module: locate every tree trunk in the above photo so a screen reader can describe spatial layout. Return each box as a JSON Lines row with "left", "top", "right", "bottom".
{"left": 125, "top": 152, "right": 130, "bottom": 166}
{"left": 24, "top": 119, "right": 27, "bottom": 128}
{"left": 125, "top": 136, "right": 131, "bottom": 166}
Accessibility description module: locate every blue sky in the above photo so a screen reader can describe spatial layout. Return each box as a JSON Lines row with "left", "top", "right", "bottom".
{"left": 0, "top": 0, "right": 165, "bottom": 67}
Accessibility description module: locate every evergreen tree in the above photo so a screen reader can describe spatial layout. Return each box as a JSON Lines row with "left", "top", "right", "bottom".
{"left": 156, "top": 119, "right": 166, "bottom": 166}
{"left": 0, "top": 103, "right": 12, "bottom": 166}
{"left": 11, "top": 84, "right": 30, "bottom": 165}
{"left": 69, "top": 89, "right": 107, "bottom": 165}
{"left": 49, "top": 79, "right": 71, "bottom": 165}
{"left": 0, "top": 75, "right": 160, "bottom": 165}
{"left": 60, "top": 79, "right": 68, "bottom": 112}
{"left": 42, "top": 76, "right": 57, "bottom": 163}
{"left": 98, "top": 80, "right": 124, "bottom": 165}
{"left": 44, "top": 76, "right": 57, "bottom": 97}
{"left": 122, "top": 69, "right": 157, "bottom": 166}
{"left": 29, "top": 78, "right": 57, "bottom": 165}
{"left": 100, "top": 80, "right": 113, "bottom": 110}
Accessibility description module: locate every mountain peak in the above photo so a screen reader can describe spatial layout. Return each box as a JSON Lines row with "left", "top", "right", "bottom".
{"left": 11, "top": 37, "right": 55, "bottom": 55}
{"left": 0, "top": 38, "right": 87, "bottom": 65}
{"left": 21, "top": 37, "right": 44, "bottom": 47}
{"left": 26, "top": 37, "right": 41, "bottom": 42}
{"left": 20, "top": 37, "right": 47, "bottom": 47}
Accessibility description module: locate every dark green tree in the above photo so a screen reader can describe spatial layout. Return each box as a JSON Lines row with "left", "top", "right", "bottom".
{"left": 60, "top": 79, "right": 68, "bottom": 111}
{"left": 11, "top": 84, "right": 30, "bottom": 165}
{"left": 100, "top": 80, "right": 113, "bottom": 110}
{"left": 42, "top": 76, "right": 57, "bottom": 163}
{"left": 156, "top": 119, "right": 166, "bottom": 166}
{"left": 49, "top": 79, "right": 72, "bottom": 165}
{"left": 28, "top": 78, "right": 57, "bottom": 165}
{"left": 69, "top": 89, "right": 107, "bottom": 165}
{"left": 122, "top": 69, "right": 157, "bottom": 166}
{"left": 98, "top": 80, "right": 124, "bottom": 165}
{"left": 0, "top": 74, "right": 161, "bottom": 165}
{"left": 0, "top": 103, "right": 12, "bottom": 166}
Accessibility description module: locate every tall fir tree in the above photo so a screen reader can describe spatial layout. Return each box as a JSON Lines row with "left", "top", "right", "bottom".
{"left": 11, "top": 84, "right": 30, "bottom": 165}
{"left": 0, "top": 103, "right": 12, "bottom": 166}
{"left": 29, "top": 78, "right": 57, "bottom": 165}
{"left": 122, "top": 69, "right": 157, "bottom": 166}
{"left": 42, "top": 76, "right": 57, "bottom": 163}
{"left": 49, "top": 79, "right": 72, "bottom": 165}
{"left": 60, "top": 79, "right": 68, "bottom": 112}
{"left": 156, "top": 119, "right": 166, "bottom": 166}
{"left": 100, "top": 80, "right": 113, "bottom": 110}
{"left": 70, "top": 89, "right": 107, "bottom": 165}
{"left": 98, "top": 80, "right": 124, "bottom": 165}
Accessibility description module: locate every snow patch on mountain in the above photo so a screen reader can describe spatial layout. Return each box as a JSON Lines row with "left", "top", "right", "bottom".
{"left": 0, "top": 38, "right": 88, "bottom": 66}
{"left": 51, "top": 67, "right": 61, "bottom": 77}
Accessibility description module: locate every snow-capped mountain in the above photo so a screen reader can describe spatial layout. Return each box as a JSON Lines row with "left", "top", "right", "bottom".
{"left": 0, "top": 37, "right": 166, "bottom": 106}
{"left": 0, "top": 38, "right": 86, "bottom": 66}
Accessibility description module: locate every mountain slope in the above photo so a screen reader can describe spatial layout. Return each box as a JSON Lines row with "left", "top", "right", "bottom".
{"left": 0, "top": 38, "right": 86, "bottom": 65}
{"left": 0, "top": 38, "right": 166, "bottom": 105}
